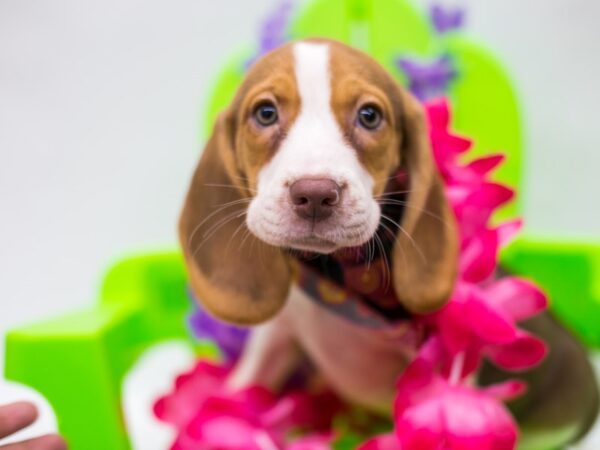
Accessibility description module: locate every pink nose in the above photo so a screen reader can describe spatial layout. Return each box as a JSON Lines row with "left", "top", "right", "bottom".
{"left": 289, "top": 178, "right": 341, "bottom": 221}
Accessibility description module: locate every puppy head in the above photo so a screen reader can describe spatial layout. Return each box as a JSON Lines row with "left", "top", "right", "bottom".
{"left": 180, "top": 39, "right": 458, "bottom": 324}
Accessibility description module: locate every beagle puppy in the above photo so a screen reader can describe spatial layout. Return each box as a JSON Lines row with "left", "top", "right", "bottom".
{"left": 179, "top": 39, "right": 598, "bottom": 446}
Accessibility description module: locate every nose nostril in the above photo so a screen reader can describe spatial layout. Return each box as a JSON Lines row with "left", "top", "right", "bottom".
{"left": 289, "top": 178, "right": 342, "bottom": 221}
{"left": 292, "top": 196, "right": 309, "bottom": 206}
{"left": 324, "top": 191, "right": 339, "bottom": 207}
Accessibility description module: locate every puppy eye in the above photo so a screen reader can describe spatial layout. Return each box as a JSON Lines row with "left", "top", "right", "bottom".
{"left": 357, "top": 105, "right": 382, "bottom": 130}
{"left": 254, "top": 102, "right": 278, "bottom": 126}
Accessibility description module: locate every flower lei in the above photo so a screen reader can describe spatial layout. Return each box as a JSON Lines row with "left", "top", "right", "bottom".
{"left": 155, "top": 99, "right": 548, "bottom": 450}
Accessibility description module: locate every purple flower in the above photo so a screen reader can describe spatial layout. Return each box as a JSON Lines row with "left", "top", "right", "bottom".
{"left": 397, "top": 55, "right": 457, "bottom": 101}
{"left": 246, "top": 0, "right": 295, "bottom": 69}
{"left": 430, "top": 4, "right": 465, "bottom": 34}
{"left": 189, "top": 305, "right": 249, "bottom": 361}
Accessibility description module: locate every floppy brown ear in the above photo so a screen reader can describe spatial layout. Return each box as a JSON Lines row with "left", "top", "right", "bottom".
{"left": 179, "top": 110, "right": 292, "bottom": 325}
{"left": 392, "top": 92, "right": 459, "bottom": 313}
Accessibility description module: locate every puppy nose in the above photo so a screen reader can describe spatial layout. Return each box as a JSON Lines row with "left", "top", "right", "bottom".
{"left": 290, "top": 178, "right": 341, "bottom": 221}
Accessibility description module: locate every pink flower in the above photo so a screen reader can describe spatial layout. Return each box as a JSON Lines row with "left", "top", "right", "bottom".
{"left": 394, "top": 376, "right": 522, "bottom": 450}
{"left": 154, "top": 361, "right": 231, "bottom": 429}
{"left": 155, "top": 361, "right": 342, "bottom": 450}
{"left": 395, "top": 348, "right": 525, "bottom": 450}
{"left": 359, "top": 340, "right": 526, "bottom": 450}
{"left": 431, "top": 279, "right": 548, "bottom": 376}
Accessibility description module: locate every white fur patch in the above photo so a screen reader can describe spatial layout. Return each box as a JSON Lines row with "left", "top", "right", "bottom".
{"left": 246, "top": 42, "right": 380, "bottom": 253}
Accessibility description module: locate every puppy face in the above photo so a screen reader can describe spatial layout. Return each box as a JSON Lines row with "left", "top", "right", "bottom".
{"left": 239, "top": 42, "right": 402, "bottom": 253}
{"left": 180, "top": 39, "right": 458, "bottom": 324}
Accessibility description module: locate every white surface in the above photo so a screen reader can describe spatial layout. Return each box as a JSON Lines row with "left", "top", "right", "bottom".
{"left": 122, "top": 342, "right": 195, "bottom": 450}
{"left": 0, "top": 380, "right": 58, "bottom": 446}
{"left": 0, "top": 0, "right": 599, "bottom": 448}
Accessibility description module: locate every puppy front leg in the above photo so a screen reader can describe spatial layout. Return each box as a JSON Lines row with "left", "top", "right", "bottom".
{"left": 226, "top": 304, "right": 301, "bottom": 391}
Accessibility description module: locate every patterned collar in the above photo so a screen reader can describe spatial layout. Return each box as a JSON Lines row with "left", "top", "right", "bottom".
{"left": 293, "top": 170, "right": 411, "bottom": 328}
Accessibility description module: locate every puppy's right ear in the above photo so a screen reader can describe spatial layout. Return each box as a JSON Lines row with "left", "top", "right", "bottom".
{"left": 179, "top": 110, "right": 292, "bottom": 325}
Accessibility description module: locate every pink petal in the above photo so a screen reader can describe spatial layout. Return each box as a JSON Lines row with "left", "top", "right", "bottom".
{"left": 425, "top": 99, "right": 450, "bottom": 129}
{"left": 446, "top": 184, "right": 470, "bottom": 211}
{"left": 395, "top": 356, "right": 437, "bottom": 412}
{"left": 286, "top": 433, "right": 334, "bottom": 450}
{"left": 357, "top": 434, "right": 401, "bottom": 450}
{"left": 460, "top": 229, "right": 499, "bottom": 283}
{"left": 486, "top": 332, "right": 548, "bottom": 371}
{"left": 442, "top": 388, "right": 519, "bottom": 450}
{"left": 154, "top": 361, "right": 230, "bottom": 427}
{"left": 396, "top": 402, "right": 444, "bottom": 450}
{"left": 454, "top": 184, "right": 514, "bottom": 237}
{"left": 481, "top": 380, "right": 528, "bottom": 401}
{"left": 471, "top": 183, "right": 514, "bottom": 211}
{"left": 466, "top": 154, "right": 505, "bottom": 176}
{"left": 198, "top": 417, "right": 262, "bottom": 449}
{"left": 496, "top": 219, "right": 523, "bottom": 248}
{"left": 484, "top": 277, "right": 548, "bottom": 321}
{"left": 436, "top": 302, "right": 474, "bottom": 353}
{"left": 441, "top": 133, "right": 473, "bottom": 155}
{"left": 466, "top": 296, "right": 517, "bottom": 344}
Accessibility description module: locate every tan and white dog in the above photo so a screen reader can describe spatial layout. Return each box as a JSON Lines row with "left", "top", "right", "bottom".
{"left": 179, "top": 39, "right": 598, "bottom": 447}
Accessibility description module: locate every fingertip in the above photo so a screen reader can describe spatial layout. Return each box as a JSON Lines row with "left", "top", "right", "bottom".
{"left": 0, "top": 401, "right": 39, "bottom": 437}
{"left": 35, "top": 434, "right": 68, "bottom": 450}
{"left": 9, "top": 401, "right": 39, "bottom": 423}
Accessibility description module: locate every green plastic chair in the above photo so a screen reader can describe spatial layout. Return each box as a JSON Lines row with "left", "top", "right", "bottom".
{"left": 5, "top": 1, "right": 599, "bottom": 449}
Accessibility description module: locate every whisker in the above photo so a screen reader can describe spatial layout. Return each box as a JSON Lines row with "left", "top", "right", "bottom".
{"left": 191, "top": 209, "right": 247, "bottom": 258}
{"left": 377, "top": 199, "right": 449, "bottom": 226}
{"left": 249, "top": 228, "right": 259, "bottom": 257}
{"left": 361, "top": 231, "right": 372, "bottom": 269}
{"left": 369, "top": 233, "right": 376, "bottom": 268}
{"left": 378, "top": 220, "right": 401, "bottom": 244}
{"left": 381, "top": 214, "right": 427, "bottom": 264}
{"left": 212, "top": 197, "right": 252, "bottom": 209}
{"left": 374, "top": 233, "right": 391, "bottom": 292}
{"left": 187, "top": 200, "right": 250, "bottom": 246}
{"left": 374, "top": 188, "right": 417, "bottom": 198}
{"left": 204, "top": 183, "right": 257, "bottom": 193}
{"left": 230, "top": 174, "right": 251, "bottom": 182}
{"left": 225, "top": 216, "right": 249, "bottom": 254}
{"left": 240, "top": 227, "right": 254, "bottom": 253}
{"left": 202, "top": 209, "right": 246, "bottom": 240}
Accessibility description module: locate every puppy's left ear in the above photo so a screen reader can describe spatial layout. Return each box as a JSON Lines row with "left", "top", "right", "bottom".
{"left": 392, "top": 92, "right": 459, "bottom": 313}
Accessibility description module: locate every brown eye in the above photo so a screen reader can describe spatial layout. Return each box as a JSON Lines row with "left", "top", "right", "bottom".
{"left": 254, "top": 102, "right": 278, "bottom": 126}
{"left": 357, "top": 105, "right": 382, "bottom": 130}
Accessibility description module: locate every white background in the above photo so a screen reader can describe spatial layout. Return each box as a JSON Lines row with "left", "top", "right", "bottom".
{"left": 0, "top": 0, "right": 599, "bottom": 447}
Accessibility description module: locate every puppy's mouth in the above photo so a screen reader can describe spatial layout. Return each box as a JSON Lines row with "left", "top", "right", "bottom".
{"left": 285, "top": 235, "right": 339, "bottom": 254}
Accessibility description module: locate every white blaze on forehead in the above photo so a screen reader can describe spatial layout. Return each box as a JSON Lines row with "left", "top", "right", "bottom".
{"left": 294, "top": 42, "right": 332, "bottom": 126}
